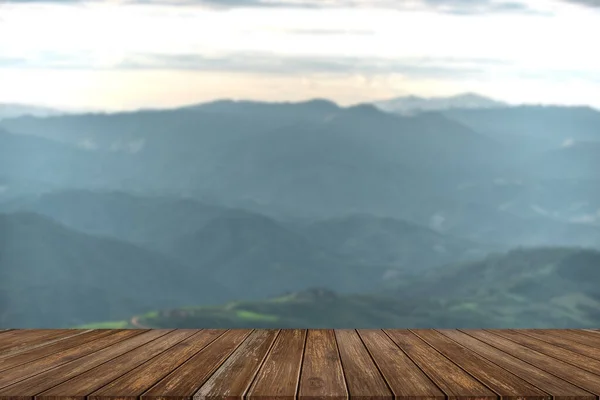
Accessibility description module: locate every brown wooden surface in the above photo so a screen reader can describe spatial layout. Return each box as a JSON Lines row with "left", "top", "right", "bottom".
{"left": 246, "top": 329, "right": 306, "bottom": 400}
{"left": 384, "top": 329, "right": 497, "bottom": 400}
{"left": 438, "top": 329, "right": 596, "bottom": 400}
{"left": 0, "top": 329, "right": 599, "bottom": 400}
{"left": 464, "top": 329, "right": 600, "bottom": 396}
{"left": 298, "top": 329, "right": 347, "bottom": 400}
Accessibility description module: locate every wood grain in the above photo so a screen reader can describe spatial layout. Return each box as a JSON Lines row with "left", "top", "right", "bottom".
{"left": 89, "top": 330, "right": 225, "bottom": 400}
{"left": 37, "top": 330, "right": 195, "bottom": 400}
{"left": 517, "top": 330, "right": 600, "bottom": 361}
{"left": 334, "top": 330, "right": 392, "bottom": 400}
{"left": 298, "top": 329, "right": 348, "bottom": 400}
{"left": 563, "top": 329, "right": 600, "bottom": 346}
{"left": 384, "top": 329, "right": 497, "bottom": 400}
{"left": 141, "top": 329, "right": 252, "bottom": 400}
{"left": 0, "top": 330, "right": 168, "bottom": 400}
{"left": 490, "top": 330, "right": 600, "bottom": 376}
{"left": 0, "top": 330, "right": 144, "bottom": 390}
{"left": 194, "top": 329, "right": 279, "bottom": 400}
{"left": 439, "top": 329, "right": 595, "bottom": 400}
{"left": 0, "top": 329, "right": 598, "bottom": 400}
{"left": 0, "top": 330, "right": 86, "bottom": 358}
{"left": 358, "top": 329, "right": 445, "bottom": 400}
{"left": 0, "top": 329, "right": 114, "bottom": 373}
{"left": 246, "top": 329, "right": 306, "bottom": 400}
{"left": 464, "top": 330, "right": 600, "bottom": 396}
{"left": 412, "top": 329, "right": 550, "bottom": 400}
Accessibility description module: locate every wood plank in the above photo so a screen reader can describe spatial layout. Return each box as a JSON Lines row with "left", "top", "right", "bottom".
{"left": 0, "top": 330, "right": 92, "bottom": 362}
{"left": 298, "top": 329, "right": 348, "bottom": 400}
{"left": 439, "top": 330, "right": 596, "bottom": 400}
{"left": 0, "top": 330, "right": 144, "bottom": 390}
{"left": 0, "top": 329, "right": 115, "bottom": 373}
{"left": 384, "top": 329, "right": 497, "bottom": 400}
{"left": 89, "top": 330, "right": 225, "bottom": 400}
{"left": 412, "top": 330, "right": 549, "bottom": 400}
{"left": 358, "top": 329, "right": 445, "bottom": 400}
{"left": 141, "top": 329, "right": 252, "bottom": 400}
{"left": 246, "top": 329, "right": 306, "bottom": 400}
{"left": 0, "top": 330, "right": 85, "bottom": 357}
{"left": 463, "top": 330, "right": 600, "bottom": 396}
{"left": 334, "top": 330, "right": 392, "bottom": 400}
{"left": 490, "top": 330, "right": 600, "bottom": 377}
{"left": 540, "top": 330, "right": 600, "bottom": 348}
{"left": 0, "top": 330, "right": 169, "bottom": 400}
{"left": 517, "top": 330, "right": 600, "bottom": 361}
{"left": 563, "top": 330, "right": 600, "bottom": 346}
{"left": 194, "top": 329, "right": 279, "bottom": 400}
{"left": 37, "top": 330, "right": 195, "bottom": 400}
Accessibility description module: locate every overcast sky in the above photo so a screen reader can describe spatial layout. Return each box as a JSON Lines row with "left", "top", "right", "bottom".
{"left": 0, "top": 0, "right": 598, "bottom": 111}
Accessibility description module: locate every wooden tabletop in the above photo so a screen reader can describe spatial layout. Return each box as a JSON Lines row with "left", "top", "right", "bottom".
{"left": 0, "top": 329, "right": 600, "bottom": 400}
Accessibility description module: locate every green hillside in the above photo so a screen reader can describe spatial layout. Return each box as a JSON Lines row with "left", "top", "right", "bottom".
{"left": 80, "top": 248, "right": 600, "bottom": 329}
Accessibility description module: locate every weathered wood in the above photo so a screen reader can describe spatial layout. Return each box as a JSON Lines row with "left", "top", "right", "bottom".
{"left": 358, "top": 329, "right": 445, "bottom": 400}
{"left": 0, "top": 330, "right": 167, "bottom": 400}
{"left": 564, "top": 329, "right": 600, "bottom": 346}
{"left": 439, "top": 329, "right": 596, "bottom": 400}
{"left": 384, "top": 329, "right": 497, "bottom": 400}
{"left": 37, "top": 330, "right": 195, "bottom": 400}
{"left": 89, "top": 330, "right": 224, "bottom": 400}
{"left": 246, "top": 329, "right": 306, "bottom": 400}
{"left": 0, "top": 329, "right": 598, "bottom": 400}
{"left": 490, "top": 330, "right": 600, "bottom": 377}
{"left": 0, "top": 329, "right": 114, "bottom": 373}
{"left": 517, "top": 329, "right": 600, "bottom": 361}
{"left": 464, "top": 330, "right": 600, "bottom": 396}
{"left": 0, "top": 330, "right": 144, "bottom": 390}
{"left": 141, "top": 329, "right": 252, "bottom": 400}
{"left": 0, "top": 329, "right": 86, "bottom": 358}
{"left": 412, "top": 329, "right": 550, "bottom": 400}
{"left": 194, "top": 329, "right": 279, "bottom": 400}
{"left": 334, "top": 330, "right": 392, "bottom": 400}
{"left": 298, "top": 329, "right": 348, "bottom": 400}
{"left": 582, "top": 329, "right": 600, "bottom": 334}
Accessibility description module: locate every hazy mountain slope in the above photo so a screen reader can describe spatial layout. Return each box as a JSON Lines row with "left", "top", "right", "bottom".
{"left": 390, "top": 247, "right": 600, "bottom": 327}
{"left": 0, "top": 128, "right": 131, "bottom": 191}
{"left": 297, "top": 214, "right": 492, "bottom": 269}
{"left": 187, "top": 98, "right": 340, "bottom": 122}
{"left": 90, "top": 248, "right": 600, "bottom": 329}
{"left": 3, "top": 101, "right": 599, "bottom": 249}
{"left": 0, "top": 212, "right": 229, "bottom": 328}
{"left": 443, "top": 106, "right": 600, "bottom": 151}
{"left": 374, "top": 93, "right": 508, "bottom": 115}
{"left": 517, "top": 141, "right": 600, "bottom": 180}
{"left": 0, "top": 104, "right": 63, "bottom": 120}
{"left": 1, "top": 190, "right": 241, "bottom": 248}
{"left": 167, "top": 212, "right": 393, "bottom": 299}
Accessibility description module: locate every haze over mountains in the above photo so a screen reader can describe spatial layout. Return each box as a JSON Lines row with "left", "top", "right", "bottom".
{"left": 374, "top": 93, "right": 511, "bottom": 115}
{"left": 1, "top": 93, "right": 600, "bottom": 328}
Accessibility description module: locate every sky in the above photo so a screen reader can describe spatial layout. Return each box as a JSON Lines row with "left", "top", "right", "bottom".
{"left": 0, "top": 0, "right": 599, "bottom": 111}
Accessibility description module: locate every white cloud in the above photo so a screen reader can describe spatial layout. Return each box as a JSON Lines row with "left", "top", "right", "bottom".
{"left": 77, "top": 138, "right": 99, "bottom": 150}
{"left": 0, "top": 0, "right": 599, "bottom": 109}
{"left": 430, "top": 213, "right": 446, "bottom": 231}
{"left": 562, "top": 138, "right": 575, "bottom": 148}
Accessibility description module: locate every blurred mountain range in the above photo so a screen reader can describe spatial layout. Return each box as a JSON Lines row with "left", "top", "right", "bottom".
{"left": 1, "top": 95, "right": 599, "bottom": 328}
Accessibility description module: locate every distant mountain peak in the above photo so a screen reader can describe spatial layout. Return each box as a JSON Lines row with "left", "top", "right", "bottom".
{"left": 343, "top": 103, "right": 386, "bottom": 117}
{"left": 374, "top": 93, "right": 509, "bottom": 115}
{"left": 0, "top": 103, "right": 65, "bottom": 120}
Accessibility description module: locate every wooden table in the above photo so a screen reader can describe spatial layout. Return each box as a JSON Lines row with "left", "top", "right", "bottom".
{"left": 1, "top": 329, "right": 600, "bottom": 400}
